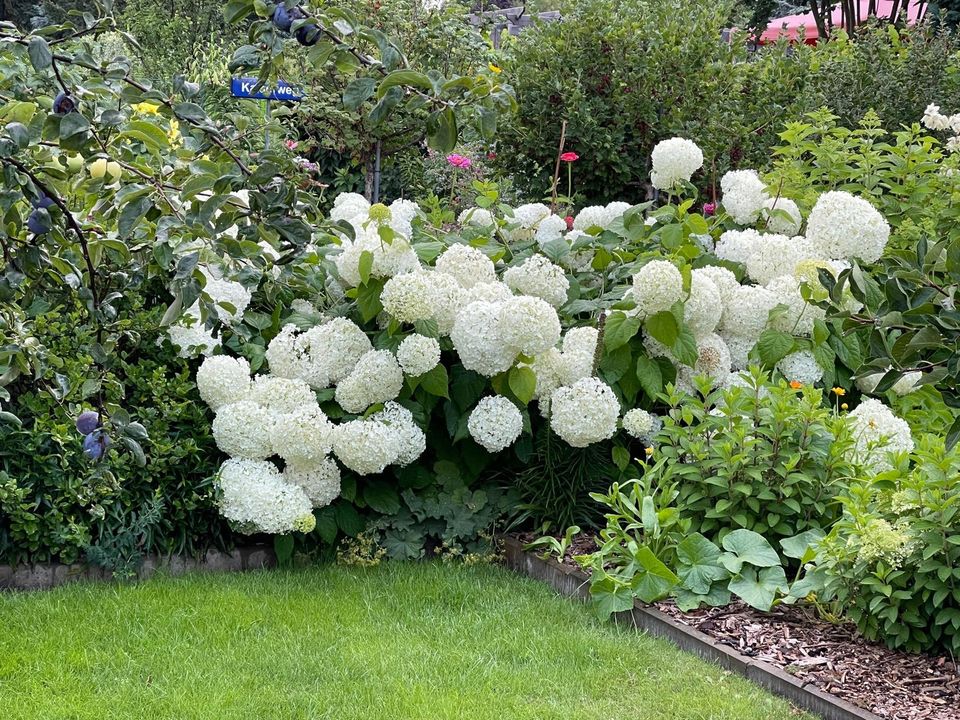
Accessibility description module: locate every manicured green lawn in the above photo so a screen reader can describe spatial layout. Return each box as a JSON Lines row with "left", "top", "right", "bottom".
{"left": 0, "top": 562, "right": 809, "bottom": 720}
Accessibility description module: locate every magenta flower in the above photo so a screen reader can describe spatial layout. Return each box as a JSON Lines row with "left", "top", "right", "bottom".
{"left": 703, "top": 202, "right": 716, "bottom": 216}
{"left": 446, "top": 154, "right": 472, "bottom": 169}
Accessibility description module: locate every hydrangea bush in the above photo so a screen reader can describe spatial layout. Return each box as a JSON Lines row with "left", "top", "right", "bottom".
{"left": 187, "top": 134, "right": 919, "bottom": 554}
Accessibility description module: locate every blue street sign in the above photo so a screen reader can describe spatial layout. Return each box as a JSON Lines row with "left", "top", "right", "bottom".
{"left": 230, "top": 77, "right": 304, "bottom": 102}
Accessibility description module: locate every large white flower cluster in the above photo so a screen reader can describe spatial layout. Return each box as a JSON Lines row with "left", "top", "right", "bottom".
{"left": 334, "top": 349, "right": 404, "bottom": 414}
{"left": 218, "top": 458, "right": 314, "bottom": 535}
{"left": 632, "top": 260, "right": 683, "bottom": 317}
{"left": 550, "top": 377, "right": 620, "bottom": 447}
{"left": 777, "top": 350, "right": 824, "bottom": 386}
{"left": 332, "top": 417, "right": 402, "bottom": 476}
{"left": 650, "top": 137, "right": 704, "bottom": 190}
{"left": 270, "top": 406, "right": 334, "bottom": 465}
{"left": 397, "top": 334, "right": 441, "bottom": 376}
{"left": 468, "top": 396, "right": 523, "bottom": 452}
{"left": 503, "top": 254, "right": 570, "bottom": 307}
{"left": 622, "top": 408, "right": 662, "bottom": 443}
{"left": 847, "top": 398, "right": 914, "bottom": 472}
{"left": 266, "top": 318, "right": 372, "bottom": 389}
{"left": 458, "top": 207, "right": 495, "bottom": 227}
{"left": 196, "top": 355, "right": 251, "bottom": 411}
{"left": 922, "top": 103, "right": 960, "bottom": 152}
{"left": 435, "top": 244, "right": 496, "bottom": 288}
{"left": 721, "top": 170, "right": 768, "bottom": 224}
{"left": 335, "top": 226, "right": 420, "bottom": 287}
{"left": 805, "top": 191, "right": 890, "bottom": 264}
{"left": 573, "top": 202, "right": 632, "bottom": 232}
{"left": 284, "top": 457, "right": 341, "bottom": 508}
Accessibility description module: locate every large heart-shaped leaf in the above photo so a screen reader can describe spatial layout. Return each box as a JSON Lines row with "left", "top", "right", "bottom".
{"left": 721, "top": 529, "right": 781, "bottom": 570}
{"left": 729, "top": 566, "right": 788, "bottom": 611}
{"left": 676, "top": 533, "right": 729, "bottom": 595}
{"left": 631, "top": 546, "right": 679, "bottom": 603}
{"left": 779, "top": 528, "right": 825, "bottom": 563}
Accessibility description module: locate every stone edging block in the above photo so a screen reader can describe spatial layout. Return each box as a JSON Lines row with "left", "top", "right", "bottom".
{"left": 0, "top": 546, "right": 275, "bottom": 592}
{"left": 500, "top": 535, "right": 882, "bottom": 720}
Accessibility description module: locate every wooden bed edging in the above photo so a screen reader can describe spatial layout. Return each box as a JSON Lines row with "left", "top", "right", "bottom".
{"left": 500, "top": 535, "right": 881, "bottom": 720}
{"left": 0, "top": 546, "right": 276, "bottom": 591}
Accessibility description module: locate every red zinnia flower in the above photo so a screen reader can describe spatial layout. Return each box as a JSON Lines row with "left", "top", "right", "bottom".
{"left": 560, "top": 152, "right": 579, "bottom": 163}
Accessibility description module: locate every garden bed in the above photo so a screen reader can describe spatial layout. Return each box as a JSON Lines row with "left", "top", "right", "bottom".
{"left": 506, "top": 535, "right": 959, "bottom": 720}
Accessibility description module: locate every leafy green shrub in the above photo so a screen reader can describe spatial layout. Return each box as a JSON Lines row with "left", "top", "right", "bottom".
{"left": 653, "top": 371, "right": 857, "bottom": 540}
{"left": 0, "top": 300, "right": 228, "bottom": 566}
{"left": 812, "top": 434, "right": 960, "bottom": 656}
{"left": 577, "top": 472, "right": 819, "bottom": 617}
{"left": 497, "top": 5, "right": 960, "bottom": 204}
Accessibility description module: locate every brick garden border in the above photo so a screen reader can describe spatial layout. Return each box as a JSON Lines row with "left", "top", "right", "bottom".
{"left": 500, "top": 535, "right": 881, "bottom": 720}
{"left": 0, "top": 546, "right": 276, "bottom": 591}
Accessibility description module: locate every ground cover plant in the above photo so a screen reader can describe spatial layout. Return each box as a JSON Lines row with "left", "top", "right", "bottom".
{"left": 0, "top": 562, "right": 812, "bottom": 720}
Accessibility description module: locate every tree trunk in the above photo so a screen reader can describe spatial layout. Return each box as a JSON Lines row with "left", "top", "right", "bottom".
{"left": 363, "top": 154, "right": 375, "bottom": 202}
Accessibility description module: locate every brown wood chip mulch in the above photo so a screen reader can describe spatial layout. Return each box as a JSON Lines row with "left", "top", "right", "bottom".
{"left": 511, "top": 533, "right": 959, "bottom": 720}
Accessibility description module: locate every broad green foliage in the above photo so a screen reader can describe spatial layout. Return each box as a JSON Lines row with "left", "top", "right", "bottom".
{"left": 810, "top": 434, "right": 960, "bottom": 656}
{"left": 655, "top": 372, "right": 857, "bottom": 539}
{"left": 497, "top": 5, "right": 960, "bottom": 204}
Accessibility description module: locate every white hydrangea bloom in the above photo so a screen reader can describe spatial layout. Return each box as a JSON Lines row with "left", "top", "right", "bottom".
{"left": 196, "top": 355, "right": 251, "bottom": 411}
{"left": 502, "top": 254, "right": 570, "bottom": 307}
{"left": 605, "top": 201, "right": 632, "bottom": 221}
{"left": 694, "top": 332, "right": 732, "bottom": 380}
{"left": 249, "top": 375, "right": 317, "bottom": 415}
{"left": 450, "top": 300, "right": 516, "bottom": 377}
{"left": 270, "top": 406, "right": 334, "bottom": 465}
{"left": 512, "top": 203, "right": 552, "bottom": 230}
{"left": 334, "top": 226, "right": 421, "bottom": 287}
{"left": 202, "top": 276, "right": 252, "bottom": 325}
{"left": 458, "top": 207, "right": 495, "bottom": 227}
{"left": 721, "top": 170, "right": 768, "bottom": 225}
{"left": 922, "top": 103, "right": 951, "bottom": 131}
{"left": 632, "top": 260, "right": 683, "bottom": 317}
{"left": 297, "top": 318, "right": 372, "bottom": 387}
{"left": 848, "top": 398, "right": 914, "bottom": 472}
{"left": 805, "top": 191, "right": 890, "bottom": 263}
{"left": 428, "top": 271, "right": 467, "bottom": 336}
{"left": 332, "top": 419, "right": 402, "bottom": 475}
{"left": 535, "top": 214, "right": 569, "bottom": 246}
{"left": 573, "top": 205, "right": 609, "bottom": 232}
{"left": 218, "top": 458, "right": 313, "bottom": 534}
{"left": 622, "top": 408, "right": 662, "bottom": 442}
{"left": 650, "top": 137, "right": 704, "bottom": 190}
{"left": 550, "top": 377, "right": 620, "bottom": 447}
{"left": 283, "top": 457, "right": 341, "bottom": 508}
{"left": 212, "top": 401, "right": 275, "bottom": 459}
{"left": 468, "top": 396, "right": 523, "bottom": 452}
{"left": 560, "top": 326, "right": 599, "bottom": 385}
{"left": 464, "top": 280, "right": 514, "bottom": 305}
{"left": 397, "top": 334, "right": 441, "bottom": 376}
{"left": 529, "top": 347, "right": 567, "bottom": 403}
{"left": 266, "top": 325, "right": 308, "bottom": 382}
{"left": 168, "top": 312, "right": 219, "bottom": 358}
{"left": 715, "top": 229, "right": 763, "bottom": 266}
{"left": 371, "top": 401, "right": 426, "bottom": 466}
{"left": 721, "top": 332, "right": 756, "bottom": 371}
{"left": 381, "top": 272, "right": 436, "bottom": 323}
{"left": 499, "top": 296, "right": 562, "bottom": 356}
{"left": 335, "top": 349, "right": 404, "bottom": 414}
{"left": 388, "top": 198, "right": 420, "bottom": 237}
{"left": 766, "top": 274, "right": 824, "bottom": 337}
{"left": 744, "top": 233, "right": 807, "bottom": 285}
{"left": 720, "top": 285, "right": 778, "bottom": 340}
{"left": 695, "top": 265, "right": 740, "bottom": 309}
{"left": 761, "top": 196, "right": 803, "bottom": 235}
{"left": 685, "top": 271, "right": 722, "bottom": 337}
{"left": 330, "top": 192, "right": 370, "bottom": 226}
{"left": 435, "top": 244, "right": 496, "bottom": 289}
{"left": 777, "top": 350, "right": 824, "bottom": 386}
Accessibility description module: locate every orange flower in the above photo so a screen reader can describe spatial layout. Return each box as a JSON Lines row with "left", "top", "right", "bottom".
{"left": 790, "top": 380, "right": 803, "bottom": 389}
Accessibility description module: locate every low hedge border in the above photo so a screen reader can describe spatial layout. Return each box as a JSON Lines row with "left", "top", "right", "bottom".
{"left": 0, "top": 546, "right": 276, "bottom": 591}
{"left": 500, "top": 535, "right": 881, "bottom": 720}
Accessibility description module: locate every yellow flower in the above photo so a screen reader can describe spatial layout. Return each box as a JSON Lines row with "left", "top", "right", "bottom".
{"left": 167, "top": 118, "right": 182, "bottom": 147}
{"left": 789, "top": 380, "right": 803, "bottom": 389}
{"left": 488, "top": 63, "right": 502, "bottom": 74}
{"left": 841, "top": 403, "right": 849, "bottom": 410}
{"left": 832, "top": 387, "right": 846, "bottom": 396}
{"left": 644, "top": 447, "right": 653, "bottom": 457}
{"left": 131, "top": 101, "right": 160, "bottom": 115}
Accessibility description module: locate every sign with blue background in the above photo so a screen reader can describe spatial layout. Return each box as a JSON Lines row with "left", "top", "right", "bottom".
{"left": 230, "top": 77, "right": 304, "bottom": 102}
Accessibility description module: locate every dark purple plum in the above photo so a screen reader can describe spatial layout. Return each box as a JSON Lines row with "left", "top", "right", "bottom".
{"left": 82, "top": 430, "right": 111, "bottom": 460}
{"left": 76, "top": 410, "right": 100, "bottom": 436}
{"left": 26, "top": 209, "right": 49, "bottom": 235}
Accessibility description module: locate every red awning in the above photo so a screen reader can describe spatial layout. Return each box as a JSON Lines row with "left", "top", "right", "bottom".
{"left": 759, "top": 1, "right": 927, "bottom": 45}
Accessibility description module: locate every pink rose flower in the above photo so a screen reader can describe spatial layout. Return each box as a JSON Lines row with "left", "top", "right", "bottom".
{"left": 446, "top": 154, "right": 472, "bottom": 169}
